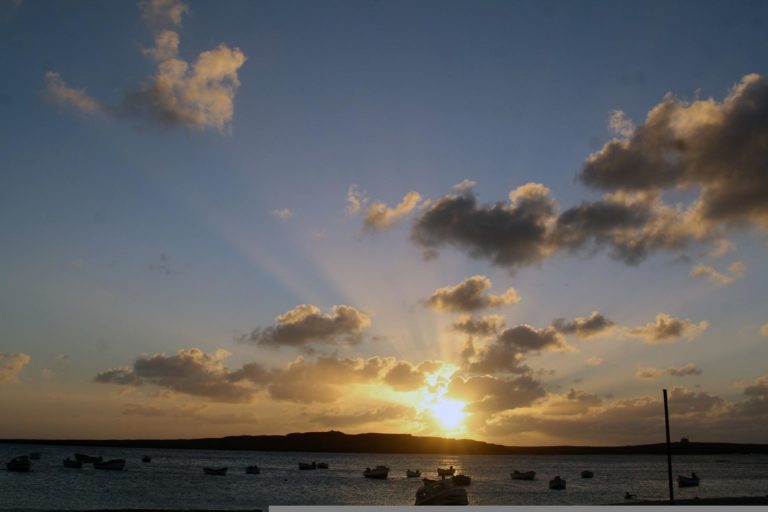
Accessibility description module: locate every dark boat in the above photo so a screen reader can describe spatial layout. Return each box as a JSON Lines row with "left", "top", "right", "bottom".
{"left": 406, "top": 469, "right": 422, "bottom": 478}
{"left": 298, "top": 462, "right": 317, "bottom": 470}
{"left": 581, "top": 470, "right": 594, "bottom": 478}
{"left": 451, "top": 474, "right": 471, "bottom": 486}
{"left": 6, "top": 456, "right": 32, "bottom": 472}
{"left": 678, "top": 473, "right": 700, "bottom": 487}
{"left": 94, "top": 459, "right": 126, "bottom": 470}
{"left": 29, "top": 452, "right": 41, "bottom": 460}
{"left": 437, "top": 466, "right": 456, "bottom": 477}
{"left": 142, "top": 456, "right": 151, "bottom": 463}
{"left": 316, "top": 462, "right": 329, "bottom": 469}
{"left": 549, "top": 476, "right": 566, "bottom": 490}
{"left": 511, "top": 470, "right": 536, "bottom": 480}
{"left": 363, "top": 465, "right": 389, "bottom": 479}
{"left": 203, "top": 467, "right": 228, "bottom": 475}
{"left": 74, "top": 453, "right": 103, "bottom": 464}
{"left": 63, "top": 458, "right": 82, "bottom": 468}
{"left": 246, "top": 465, "right": 260, "bottom": 474}
{"left": 415, "top": 478, "right": 468, "bottom": 505}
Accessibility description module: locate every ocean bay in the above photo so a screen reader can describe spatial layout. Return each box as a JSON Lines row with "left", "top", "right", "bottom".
{"left": 3, "top": 443, "right": 768, "bottom": 509}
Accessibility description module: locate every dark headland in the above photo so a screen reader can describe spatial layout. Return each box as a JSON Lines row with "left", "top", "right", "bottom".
{"left": 2, "top": 431, "right": 768, "bottom": 455}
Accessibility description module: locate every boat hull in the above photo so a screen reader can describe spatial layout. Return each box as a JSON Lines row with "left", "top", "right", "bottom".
{"left": 511, "top": 471, "right": 536, "bottom": 480}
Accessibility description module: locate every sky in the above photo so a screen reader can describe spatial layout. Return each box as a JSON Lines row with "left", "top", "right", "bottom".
{"left": 1, "top": 0, "right": 768, "bottom": 446}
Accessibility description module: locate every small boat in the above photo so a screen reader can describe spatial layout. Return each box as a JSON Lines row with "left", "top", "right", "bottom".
{"left": 437, "top": 466, "right": 456, "bottom": 477}
{"left": 316, "top": 462, "right": 329, "bottom": 469}
{"left": 74, "top": 453, "right": 103, "bottom": 464}
{"left": 142, "top": 456, "right": 151, "bottom": 463}
{"left": 624, "top": 492, "right": 637, "bottom": 500}
{"left": 63, "top": 458, "right": 82, "bottom": 468}
{"left": 94, "top": 459, "right": 126, "bottom": 471}
{"left": 511, "top": 470, "right": 536, "bottom": 480}
{"left": 677, "top": 473, "right": 700, "bottom": 487}
{"left": 298, "top": 462, "right": 317, "bottom": 470}
{"left": 203, "top": 467, "right": 228, "bottom": 476}
{"left": 29, "top": 452, "right": 41, "bottom": 460}
{"left": 581, "top": 470, "right": 594, "bottom": 478}
{"left": 549, "top": 476, "right": 566, "bottom": 490}
{"left": 406, "top": 469, "right": 422, "bottom": 478}
{"left": 363, "top": 465, "right": 390, "bottom": 479}
{"left": 246, "top": 465, "right": 260, "bottom": 474}
{"left": 6, "top": 456, "right": 32, "bottom": 472}
{"left": 415, "top": 478, "right": 469, "bottom": 505}
{"left": 451, "top": 474, "right": 471, "bottom": 486}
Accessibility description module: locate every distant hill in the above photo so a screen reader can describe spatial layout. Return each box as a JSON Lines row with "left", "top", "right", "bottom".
{"left": 2, "top": 431, "right": 767, "bottom": 455}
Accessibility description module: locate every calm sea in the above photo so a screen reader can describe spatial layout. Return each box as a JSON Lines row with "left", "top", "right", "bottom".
{"left": 2, "top": 443, "right": 767, "bottom": 509}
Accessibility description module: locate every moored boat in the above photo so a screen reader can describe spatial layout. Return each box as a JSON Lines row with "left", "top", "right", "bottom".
{"left": 63, "top": 458, "right": 82, "bottom": 468}
{"left": 363, "top": 465, "right": 390, "bottom": 479}
{"left": 437, "top": 466, "right": 456, "bottom": 477}
{"left": 415, "top": 478, "right": 469, "bottom": 505}
{"left": 74, "top": 453, "right": 102, "bottom": 464}
{"left": 317, "top": 462, "right": 329, "bottom": 469}
{"left": 94, "top": 459, "right": 125, "bottom": 471}
{"left": 451, "top": 474, "right": 471, "bottom": 486}
{"left": 406, "top": 469, "right": 422, "bottom": 478}
{"left": 298, "top": 462, "right": 317, "bottom": 470}
{"left": 203, "top": 467, "right": 228, "bottom": 475}
{"left": 581, "top": 470, "right": 594, "bottom": 478}
{"left": 246, "top": 465, "right": 260, "bottom": 474}
{"left": 6, "top": 456, "right": 32, "bottom": 472}
{"left": 29, "top": 452, "right": 41, "bottom": 460}
{"left": 142, "top": 456, "right": 151, "bottom": 463}
{"left": 678, "top": 473, "right": 700, "bottom": 487}
{"left": 511, "top": 470, "right": 536, "bottom": 480}
{"left": 549, "top": 476, "right": 566, "bottom": 490}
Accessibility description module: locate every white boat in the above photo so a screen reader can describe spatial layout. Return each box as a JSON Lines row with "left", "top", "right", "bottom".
{"left": 363, "top": 465, "right": 390, "bottom": 479}
{"left": 511, "top": 470, "right": 536, "bottom": 480}
{"left": 203, "top": 467, "right": 227, "bottom": 475}
{"left": 63, "top": 458, "right": 82, "bottom": 468}
{"left": 6, "top": 456, "right": 31, "bottom": 472}
{"left": 246, "top": 465, "right": 260, "bottom": 474}
{"left": 437, "top": 466, "right": 456, "bottom": 477}
{"left": 406, "top": 469, "right": 422, "bottom": 478}
{"left": 678, "top": 474, "right": 700, "bottom": 487}
{"left": 549, "top": 476, "right": 566, "bottom": 490}
{"left": 94, "top": 459, "right": 125, "bottom": 471}
{"left": 415, "top": 478, "right": 469, "bottom": 505}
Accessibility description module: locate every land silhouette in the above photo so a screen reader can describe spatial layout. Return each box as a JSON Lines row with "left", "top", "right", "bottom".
{"left": 3, "top": 430, "right": 767, "bottom": 455}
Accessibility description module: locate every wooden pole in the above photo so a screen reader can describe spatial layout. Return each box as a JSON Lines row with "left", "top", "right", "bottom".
{"left": 663, "top": 388, "right": 674, "bottom": 505}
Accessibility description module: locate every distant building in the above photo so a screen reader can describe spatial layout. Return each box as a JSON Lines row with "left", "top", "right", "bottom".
{"left": 680, "top": 436, "right": 690, "bottom": 444}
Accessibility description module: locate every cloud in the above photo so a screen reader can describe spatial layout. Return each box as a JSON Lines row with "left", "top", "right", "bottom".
{"left": 239, "top": 304, "right": 371, "bottom": 349}
{"left": 542, "top": 388, "right": 603, "bottom": 415}
{"left": 382, "top": 361, "right": 426, "bottom": 391}
{"left": 452, "top": 179, "right": 477, "bottom": 192}
{"left": 581, "top": 74, "right": 768, "bottom": 228}
{"left": 636, "top": 363, "right": 702, "bottom": 380}
{"left": 586, "top": 356, "right": 605, "bottom": 366}
{"left": 47, "top": 0, "right": 245, "bottom": 132}
{"left": 608, "top": 109, "right": 636, "bottom": 138}
{"left": 363, "top": 191, "right": 422, "bottom": 231}
{"left": 44, "top": 72, "right": 103, "bottom": 115}
{"left": 463, "top": 324, "right": 570, "bottom": 374}
{"left": 345, "top": 184, "right": 368, "bottom": 216}
{"left": 761, "top": 323, "right": 768, "bottom": 337}
{"left": 0, "top": 353, "right": 31, "bottom": 383}
{"left": 690, "top": 261, "right": 745, "bottom": 286}
{"left": 271, "top": 208, "right": 293, "bottom": 219}
{"left": 313, "top": 404, "right": 413, "bottom": 428}
{"left": 552, "top": 311, "right": 614, "bottom": 339}
{"left": 451, "top": 315, "right": 505, "bottom": 337}
{"left": 426, "top": 275, "right": 520, "bottom": 313}
{"left": 627, "top": 313, "right": 709, "bottom": 344}
{"left": 94, "top": 367, "right": 144, "bottom": 386}
{"left": 411, "top": 184, "right": 557, "bottom": 272}
{"left": 446, "top": 374, "right": 546, "bottom": 414}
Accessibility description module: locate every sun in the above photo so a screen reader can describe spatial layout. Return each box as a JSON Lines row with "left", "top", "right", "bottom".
{"left": 427, "top": 397, "right": 466, "bottom": 430}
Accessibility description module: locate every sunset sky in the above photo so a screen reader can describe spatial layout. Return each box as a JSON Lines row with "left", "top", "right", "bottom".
{"left": 1, "top": 0, "right": 768, "bottom": 446}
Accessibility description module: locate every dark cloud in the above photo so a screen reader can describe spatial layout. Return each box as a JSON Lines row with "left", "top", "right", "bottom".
{"left": 426, "top": 275, "right": 520, "bottom": 313}
{"left": 411, "top": 184, "right": 557, "bottom": 272}
{"left": 94, "top": 367, "right": 143, "bottom": 386}
{"left": 446, "top": 374, "right": 545, "bottom": 414}
{"left": 451, "top": 315, "right": 505, "bottom": 337}
{"left": 463, "top": 324, "right": 569, "bottom": 374}
{"left": 543, "top": 388, "right": 603, "bottom": 415}
{"left": 552, "top": 311, "right": 614, "bottom": 339}
{"left": 383, "top": 361, "right": 426, "bottom": 391}
{"left": 239, "top": 304, "right": 371, "bottom": 349}
{"left": 628, "top": 313, "right": 709, "bottom": 344}
{"left": 581, "top": 74, "right": 768, "bottom": 228}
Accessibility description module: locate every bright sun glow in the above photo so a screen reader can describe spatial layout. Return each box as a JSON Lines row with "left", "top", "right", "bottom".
{"left": 427, "top": 397, "right": 466, "bottom": 430}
